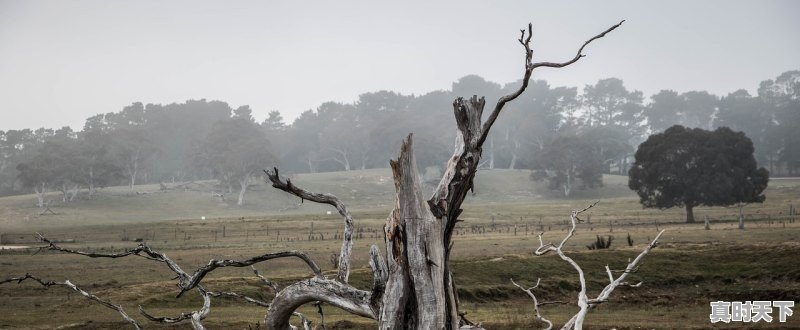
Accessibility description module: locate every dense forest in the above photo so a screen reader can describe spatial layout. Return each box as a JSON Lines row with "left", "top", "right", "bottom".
{"left": 1, "top": 70, "right": 798, "bottom": 200}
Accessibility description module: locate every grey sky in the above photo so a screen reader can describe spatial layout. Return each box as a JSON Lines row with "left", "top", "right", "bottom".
{"left": 1, "top": 0, "right": 798, "bottom": 131}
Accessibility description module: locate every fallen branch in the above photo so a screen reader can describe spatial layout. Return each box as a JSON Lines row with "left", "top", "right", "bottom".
{"left": 139, "top": 287, "right": 210, "bottom": 330}
{"left": 1, "top": 273, "right": 142, "bottom": 330}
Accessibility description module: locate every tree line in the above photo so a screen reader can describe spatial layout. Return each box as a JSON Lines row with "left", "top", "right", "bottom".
{"left": 1, "top": 70, "right": 797, "bottom": 201}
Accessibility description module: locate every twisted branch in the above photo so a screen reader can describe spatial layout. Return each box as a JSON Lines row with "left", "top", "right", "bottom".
{"left": 478, "top": 21, "right": 624, "bottom": 147}
{"left": 265, "top": 167, "right": 355, "bottom": 283}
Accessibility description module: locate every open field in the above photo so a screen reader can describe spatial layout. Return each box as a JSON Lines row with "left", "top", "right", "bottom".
{"left": 1, "top": 170, "right": 799, "bottom": 329}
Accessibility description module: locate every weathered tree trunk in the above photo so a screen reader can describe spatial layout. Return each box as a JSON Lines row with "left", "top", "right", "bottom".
{"left": 60, "top": 183, "right": 69, "bottom": 202}
{"left": 508, "top": 140, "right": 519, "bottom": 170}
{"left": 88, "top": 166, "right": 96, "bottom": 197}
{"left": 34, "top": 183, "right": 46, "bottom": 208}
{"left": 379, "top": 96, "right": 487, "bottom": 329}
{"left": 685, "top": 204, "right": 695, "bottom": 223}
{"left": 127, "top": 161, "right": 138, "bottom": 192}
{"left": 488, "top": 136, "right": 495, "bottom": 169}
{"left": 69, "top": 184, "right": 79, "bottom": 201}
{"left": 330, "top": 148, "right": 351, "bottom": 171}
{"left": 563, "top": 170, "right": 572, "bottom": 197}
{"left": 237, "top": 177, "right": 248, "bottom": 206}
{"left": 738, "top": 205, "right": 745, "bottom": 229}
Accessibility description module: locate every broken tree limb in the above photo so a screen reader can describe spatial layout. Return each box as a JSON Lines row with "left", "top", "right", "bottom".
{"left": 1, "top": 274, "right": 142, "bottom": 330}
{"left": 265, "top": 167, "right": 355, "bottom": 284}
{"left": 176, "top": 250, "right": 323, "bottom": 297}
{"left": 139, "top": 287, "right": 211, "bottom": 330}
{"left": 253, "top": 265, "right": 280, "bottom": 292}
{"left": 510, "top": 278, "right": 553, "bottom": 330}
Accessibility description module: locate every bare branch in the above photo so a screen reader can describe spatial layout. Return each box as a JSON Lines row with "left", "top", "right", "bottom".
{"left": 531, "top": 21, "right": 625, "bottom": 70}
{"left": 208, "top": 290, "right": 271, "bottom": 308}
{"left": 177, "top": 250, "right": 323, "bottom": 297}
{"left": 252, "top": 265, "right": 279, "bottom": 292}
{"left": 139, "top": 287, "right": 210, "bottom": 330}
{"left": 1, "top": 274, "right": 142, "bottom": 329}
{"left": 593, "top": 230, "right": 665, "bottom": 303}
{"left": 478, "top": 21, "right": 624, "bottom": 147}
{"left": 510, "top": 278, "right": 553, "bottom": 330}
{"left": 265, "top": 167, "right": 355, "bottom": 283}
{"left": 35, "top": 235, "right": 321, "bottom": 299}
{"left": 36, "top": 233, "right": 144, "bottom": 258}
{"left": 530, "top": 202, "right": 665, "bottom": 330}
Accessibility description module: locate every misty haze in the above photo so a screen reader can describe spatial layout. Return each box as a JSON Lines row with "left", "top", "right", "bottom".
{"left": 1, "top": 1, "right": 798, "bottom": 329}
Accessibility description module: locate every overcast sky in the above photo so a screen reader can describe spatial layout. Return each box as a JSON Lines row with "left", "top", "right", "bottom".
{"left": 0, "top": 0, "right": 798, "bottom": 131}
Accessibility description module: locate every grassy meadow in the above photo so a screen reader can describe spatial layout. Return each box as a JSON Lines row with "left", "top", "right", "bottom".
{"left": 1, "top": 169, "right": 799, "bottom": 329}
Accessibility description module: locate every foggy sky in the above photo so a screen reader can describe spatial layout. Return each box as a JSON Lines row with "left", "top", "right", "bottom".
{"left": 1, "top": 0, "right": 798, "bottom": 131}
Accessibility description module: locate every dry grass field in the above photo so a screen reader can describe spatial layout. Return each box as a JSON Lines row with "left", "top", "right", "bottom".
{"left": 1, "top": 170, "right": 799, "bottom": 329}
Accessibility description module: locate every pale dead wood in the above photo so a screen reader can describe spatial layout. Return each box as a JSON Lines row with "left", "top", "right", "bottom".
{"left": 265, "top": 167, "right": 355, "bottom": 284}
{"left": 1, "top": 273, "right": 142, "bottom": 329}
{"left": 510, "top": 278, "right": 553, "bottom": 330}
{"left": 530, "top": 202, "right": 665, "bottom": 330}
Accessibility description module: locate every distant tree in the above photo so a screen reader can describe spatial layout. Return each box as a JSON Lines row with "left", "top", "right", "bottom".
{"left": 531, "top": 133, "right": 603, "bottom": 197}
{"left": 197, "top": 117, "right": 273, "bottom": 206}
{"left": 581, "top": 125, "right": 633, "bottom": 174}
{"left": 759, "top": 70, "right": 800, "bottom": 175}
{"left": 714, "top": 90, "right": 775, "bottom": 173}
{"left": 582, "top": 78, "right": 644, "bottom": 132}
{"left": 15, "top": 150, "right": 55, "bottom": 208}
{"left": 316, "top": 102, "right": 361, "bottom": 171}
{"left": 628, "top": 125, "right": 769, "bottom": 223}
{"left": 680, "top": 91, "right": 717, "bottom": 130}
{"left": 646, "top": 90, "right": 685, "bottom": 133}
{"left": 77, "top": 130, "right": 122, "bottom": 196}
{"left": 495, "top": 80, "right": 578, "bottom": 169}
{"left": 143, "top": 99, "right": 232, "bottom": 182}
{"left": 15, "top": 137, "right": 82, "bottom": 206}
{"left": 646, "top": 90, "right": 718, "bottom": 133}
{"left": 262, "top": 110, "right": 286, "bottom": 131}
{"left": 111, "top": 126, "right": 157, "bottom": 192}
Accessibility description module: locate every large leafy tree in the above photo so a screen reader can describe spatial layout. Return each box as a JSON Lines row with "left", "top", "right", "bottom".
{"left": 628, "top": 125, "right": 769, "bottom": 223}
